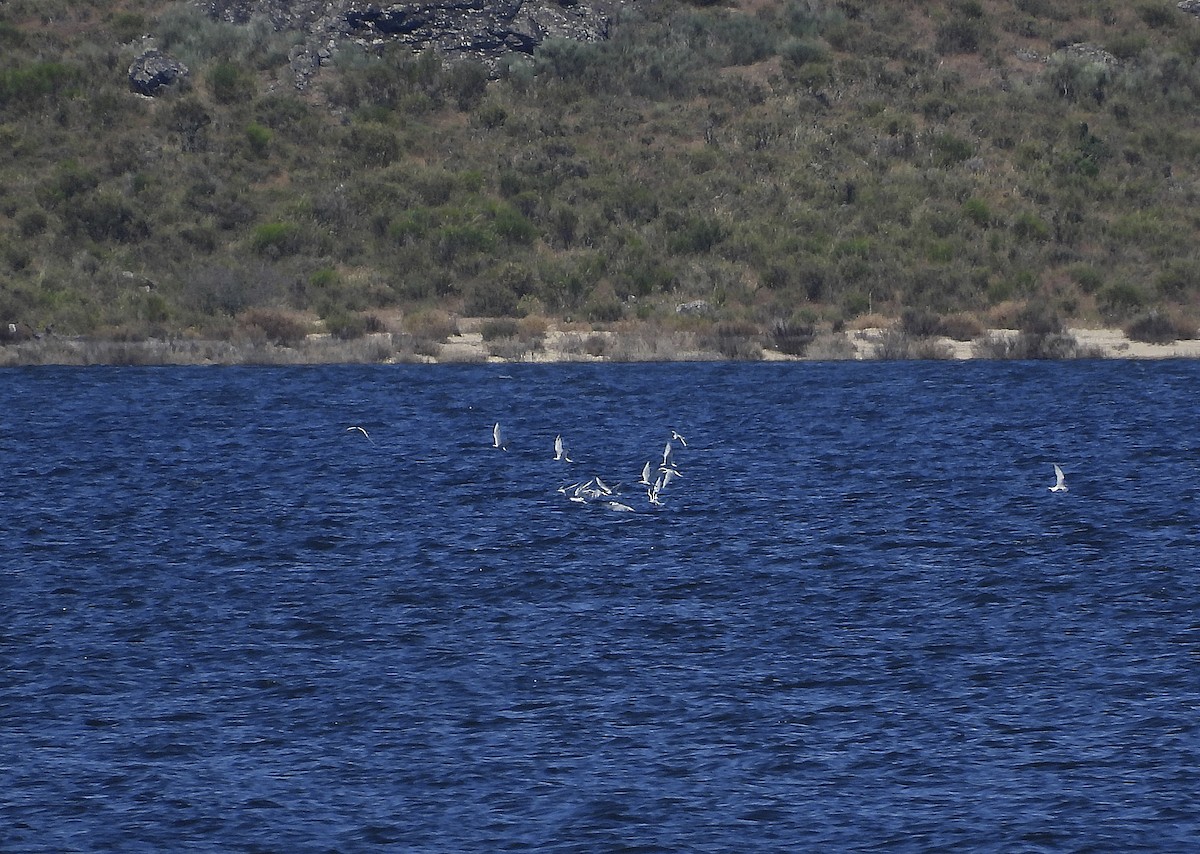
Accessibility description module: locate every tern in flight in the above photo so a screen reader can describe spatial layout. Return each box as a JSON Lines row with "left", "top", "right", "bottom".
{"left": 647, "top": 478, "right": 664, "bottom": 507}
{"left": 493, "top": 422, "right": 507, "bottom": 451}
{"left": 638, "top": 461, "right": 653, "bottom": 486}
{"left": 1049, "top": 464, "right": 1068, "bottom": 493}
{"left": 554, "top": 435, "right": 573, "bottom": 462}
{"left": 670, "top": 430, "right": 687, "bottom": 447}
{"left": 346, "top": 426, "right": 372, "bottom": 443}
{"left": 662, "top": 442, "right": 674, "bottom": 468}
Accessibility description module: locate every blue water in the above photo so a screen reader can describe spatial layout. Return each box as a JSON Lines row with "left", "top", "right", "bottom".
{"left": 2, "top": 361, "right": 1198, "bottom": 851}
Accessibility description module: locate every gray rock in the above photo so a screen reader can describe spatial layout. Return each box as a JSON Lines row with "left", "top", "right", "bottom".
{"left": 128, "top": 50, "right": 190, "bottom": 95}
{"left": 191, "top": 1, "right": 621, "bottom": 88}
{"left": 1053, "top": 42, "right": 1120, "bottom": 67}
{"left": 676, "top": 300, "right": 711, "bottom": 316}
{"left": 128, "top": 49, "right": 190, "bottom": 96}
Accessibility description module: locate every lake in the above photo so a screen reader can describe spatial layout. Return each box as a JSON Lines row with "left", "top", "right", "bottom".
{"left": 2, "top": 361, "right": 1198, "bottom": 851}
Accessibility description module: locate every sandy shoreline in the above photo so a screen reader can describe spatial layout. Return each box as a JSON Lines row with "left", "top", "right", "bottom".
{"left": 3, "top": 324, "right": 1199, "bottom": 366}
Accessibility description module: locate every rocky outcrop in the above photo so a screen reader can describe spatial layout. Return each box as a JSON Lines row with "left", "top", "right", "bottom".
{"left": 128, "top": 49, "right": 190, "bottom": 96}
{"left": 193, "top": 1, "right": 621, "bottom": 89}
{"left": 1053, "top": 42, "right": 1120, "bottom": 67}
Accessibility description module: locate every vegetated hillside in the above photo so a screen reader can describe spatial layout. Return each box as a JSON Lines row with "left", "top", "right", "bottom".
{"left": 2, "top": 0, "right": 1200, "bottom": 358}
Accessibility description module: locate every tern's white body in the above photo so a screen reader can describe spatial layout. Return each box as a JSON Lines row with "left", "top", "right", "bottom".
{"left": 1050, "top": 464, "right": 1068, "bottom": 492}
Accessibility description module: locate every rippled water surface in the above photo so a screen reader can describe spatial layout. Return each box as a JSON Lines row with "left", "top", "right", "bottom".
{"left": 3, "top": 361, "right": 1199, "bottom": 851}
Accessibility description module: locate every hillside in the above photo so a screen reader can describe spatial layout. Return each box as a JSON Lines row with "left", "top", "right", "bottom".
{"left": 2, "top": 0, "right": 1200, "bottom": 362}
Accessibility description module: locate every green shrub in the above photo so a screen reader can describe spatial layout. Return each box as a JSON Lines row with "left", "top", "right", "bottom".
{"left": 64, "top": 192, "right": 146, "bottom": 243}
{"left": 250, "top": 222, "right": 300, "bottom": 256}
{"left": 1137, "top": 2, "right": 1178, "bottom": 29}
{"left": 109, "top": 12, "right": 146, "bottom": 44}
{"left": 962, "top": 197, "right": 992, "bottom": 227}
{"left": 480, "top": 318, "right": 520, "bottom": 340}
{"left": 342, "top": 122, "right": 401, "bottom": 167}
{"left": 1155, "top": 263, "right": 1198, "bottom": 300}
{"left": 445, "top": 61, "right": 489, "bottom": 111}
{"left": 492, "top": 204, "right": 537, "bottom": 244}
{"left": 17, "top": 209, "right": 48, "bottom": 238}
{"left": 209, "top": 61, "right": 254, "bottom": 105}
{"left": 42, "top": 160, "right": 98, "bottom": 206}
{"left": 932, "top": 133, "right": 974, "bottom": 167}
{"left": 1011, "top": 212, "right": 1050, "bottom": 241}
{"left": 435, "top": 224, "right": 495, "bottom": 264}
{"left": 324, "top": 310, "right": 384, "bottom": 340}
{"left": 465, "top": 279, "right": 518, "bottom": 317}
{"left": 1071, "top": 265, "right": 1104, "bottom": 293}
{"left": 935, "top": 14, "right": 990, "bottom": 55}
{"left": 244, "top": 122, "right": 272, "bottom": 156}
{"left": 0, "top": 62, "right": 77, "bottom": 110}
{"left": 780, "top": 38, "right": 829, "bottom": 66}
{"left": 1100, "top": 282, "right": 1146, "bottom": 317}
{"left": 585, "top": 292, "right": 624, "bottom": 323}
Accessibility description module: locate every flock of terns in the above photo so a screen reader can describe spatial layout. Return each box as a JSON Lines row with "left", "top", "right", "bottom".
{"left": 491, "top": 421, "right": 691, "bottom": 512}
{"left": 346, "top": 424, "right": 1070, "bottom": 506}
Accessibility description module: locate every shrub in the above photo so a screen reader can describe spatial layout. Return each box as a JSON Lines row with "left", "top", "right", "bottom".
{"left": 972, "top": 331, "right": 1091, "bottom": 359}
{"left": 938, "top": 312, "right": 985, "bottom": 341}
{"left": 932, "top": 133, "right": 974, "bottom": 167}
{"left": 780, "top": 38, "right": 829, "bottom": 67}
{"left": 1099, "top": 282, "right": 1146, "bottom": 317}
{"left": 239, "top": 308, "right": 309, "bottom": 346}
{"left": 704, "top": 319, "right": 762, "bottom": 359}
{"left": 667, "top": 215, "right": 726, "bottom": 254}
{"left": 0, "top": 61, "right": 77, "bottom": 110}
{"left": 404, "top": 309, "right": 457, "bottom": 342}
{"left": 1137, "top": 3, "right": 1178, "bottom": 29}
{"left": 250, "top": 222, "right": 300, "bottom": 256}
{"left": 445, "top": 61, "right": 489, "bottom": 111}
{"left": 874, "top": 329, "right": 953, "bottom": 360}
{"left": 244, "top": 122, "right": 272, "bottom": 157}
{"left": 480, "top": 318, "right": 520, "bottom": 340}
{"left": 770, "top": 320, "right": 814, "bottom": 356}
{"left": 64, "top": 192, "right": 147, "bottom": 243}
{"left": 464, "top": 279, "right": 518, "bottom": 317}
{"left": 1012, "top": 212, "right": 1050, "bottom": 241}
{"left": 110, "top": 12, "right": 147, "bottom": 44}
{"left": 342, "top": 122, "right": 401, "bottom": 167}
{"left": 585, "top": 292, "right": 624, "bottom": 323}
{"left": 1071, "top": 265, "right": 1104, "bottom": 293}
{"left": 209, "top": 61, "right": 255, "bottom": 104}
{"left": 42, "top": 160, "right": 98, "bottom": 206}
{"left": 324, "top": 310, "right": 384, "bottom": 340}
{"left": 1125, "top": 311, "right": 1195, "bottom": 344}
{"left": 935, "top": 15, "right": 990, "bottom": 55}
{"left": 962, "top": 198, "right": 991, "bottom": 227}
{"left": 1015, "top": 300, "right": 1065, "bottom": 335}
{"left": 17, "top": 209, "right": 48, "bottom": 238}
{"left": 492, "top": 204, "right": 537, "bottom": 244}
